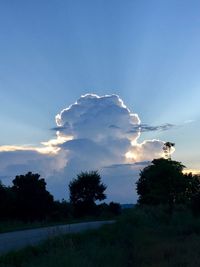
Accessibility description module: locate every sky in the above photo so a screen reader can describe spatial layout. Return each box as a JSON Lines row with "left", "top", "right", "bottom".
{"left": 0, "top": 0, "right": 200, "bottom": 203}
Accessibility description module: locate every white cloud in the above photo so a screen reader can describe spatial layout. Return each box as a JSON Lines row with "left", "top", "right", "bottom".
{"left": 0, "top": 94, "right": 173, "bottom": 202}
{"left": 125, "top": 139, "right": 165, "bottom": 162}
{"left": 55, "top": 94, "right": 140, "bottom": 142}
{"left": 0, "top": 149, "right": 67, "bottom": 178}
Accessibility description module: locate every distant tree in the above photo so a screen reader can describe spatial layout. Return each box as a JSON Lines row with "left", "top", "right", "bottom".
{"left": 51, "top": 200, "right": 72, "bottom": 221}
{"left": 108, "top": 202, "right": 121, "bottom": 215}
{"left": 0, "top": 181, "right": 8, "bottom": 219}
{"left": 69, "top": 171, "right": 106, "bottom": 216}
{"left": 12, "top": 172, "right": 54, "bottom": 221}
{"left": 185, "top": 173, "right": 200, "bottom": 216}
{"left": 191, "top": 192, "right": 200, "bottom": 216}
{"left": 163, "top": 142, "right": 175, "bottom": 160}
{"left": 98, "top": 202, "right": 121, "bottom": 217}
{"left": 0, "top": 182, "right": 16, "bottom": 220}
{"left": 136, "top": 158, "right": 189, "bottom": 212}
{"left": 184, "top": 173, "right": 200, "bottom": 202}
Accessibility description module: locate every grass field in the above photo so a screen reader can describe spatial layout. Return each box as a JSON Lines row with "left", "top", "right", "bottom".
{"left": 1, "top": 206, "right": 200, "bottom": 267}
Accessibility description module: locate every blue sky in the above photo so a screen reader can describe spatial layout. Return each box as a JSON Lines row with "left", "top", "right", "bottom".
{"left": 0, "top": 1, "right": 200, "bottom": 201}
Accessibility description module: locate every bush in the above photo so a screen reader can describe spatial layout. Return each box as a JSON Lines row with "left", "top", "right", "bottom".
{"left": 191, "top": 193, "right": 200, "bottom": 216}
{"left": 108, "top": 202, "right": 121, "bottom": 215}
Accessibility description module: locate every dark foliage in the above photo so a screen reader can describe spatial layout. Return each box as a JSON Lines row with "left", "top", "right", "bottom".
{"left": 98, "top": 202, "right": 121, "bottom": 216}
{"left": 51, "top": 200, "right": 72, "bottom": 221}
{"left": 108, "top": 202, "right": 121, "bottom": 215}
{"left": 12, "top": 172, "right": 54, "bottom": 221}
{"left": 136, "top": 158, "right": 200, "bottom": 212}
{"left": 69, "top": 171, "right": 106, "bottom": 217}
{"left": 184, "top": 173, "right": 200, "bottom": 202}
{"left": 0, "top": 182, "right": 11, "bottom": 219}
{"left": 190, "top": 175, "right": 200, "bottom": 216}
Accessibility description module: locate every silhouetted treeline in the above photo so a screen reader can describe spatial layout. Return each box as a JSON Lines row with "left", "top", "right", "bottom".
{"left": 0, "top": 172, "right": 65, "bottom": 222}
{"left": 0, "top": 172, "right": 121, "bottom": 222}
{"left": 136, "top": 158, "right": 200, "bottom": 215}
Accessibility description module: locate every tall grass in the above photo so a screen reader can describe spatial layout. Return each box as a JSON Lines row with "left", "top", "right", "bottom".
{"left": 1, "top": 206, "right": 200, "bottom": 267}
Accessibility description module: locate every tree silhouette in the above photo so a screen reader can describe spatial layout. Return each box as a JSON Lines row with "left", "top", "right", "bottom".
{"left": 0, "top": 182, "right": 16, "bottom": 220}
{"left": 69, "top": 171, "right": 106, "bottom": 216}
{"left": 12, "top": 172, "right": 54, "bottom": 221}
{"left": 0, "top": 182, "right": 8, "bottom": 219}
{"left": 136, "top": 158, "right": 189, "bottom": 212}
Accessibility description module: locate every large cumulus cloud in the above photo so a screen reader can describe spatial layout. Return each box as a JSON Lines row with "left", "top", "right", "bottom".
{"left": 0, "top": 94, "right": 172, "bottom": 202}
{"left": 56, "top": 94, "right": 140, "bottom": 167}
{"left": 55, "top": 94, "right": 140, "bottom": 142}
{"left": 55, "top": 94, "right": 165, "bottom": 168}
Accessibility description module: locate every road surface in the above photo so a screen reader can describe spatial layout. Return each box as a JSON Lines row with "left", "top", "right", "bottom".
{"left": 0, "top": 220, "right": 114, "bottom": 255}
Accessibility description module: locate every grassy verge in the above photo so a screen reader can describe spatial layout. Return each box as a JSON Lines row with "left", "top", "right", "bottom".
{"left": 1, "top": 206, "right": 200, "bottom": 267}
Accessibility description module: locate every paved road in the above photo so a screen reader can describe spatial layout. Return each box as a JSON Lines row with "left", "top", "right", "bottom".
{"left": 0, "top": 220, "right": 114, "bottom": 255}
